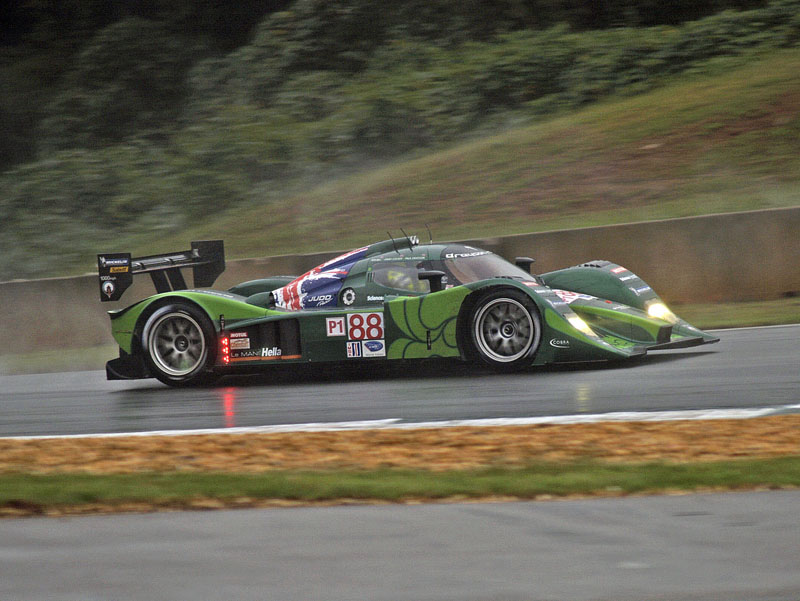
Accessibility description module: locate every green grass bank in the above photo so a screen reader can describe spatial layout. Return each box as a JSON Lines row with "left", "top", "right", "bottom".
{"left": 2, "top": 457, "right": 799, "bottom": 517}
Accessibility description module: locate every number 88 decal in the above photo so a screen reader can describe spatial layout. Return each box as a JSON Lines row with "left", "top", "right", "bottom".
{"left": 348, "top": 312, "right": 384, "bottom": 340}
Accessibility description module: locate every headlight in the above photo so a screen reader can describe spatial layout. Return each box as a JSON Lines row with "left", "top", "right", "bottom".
{"left": 567, "top": 314, "right": 595, "bottom": 337}
{"left": 646, "top": 302, "right": 677, "bottom": 323}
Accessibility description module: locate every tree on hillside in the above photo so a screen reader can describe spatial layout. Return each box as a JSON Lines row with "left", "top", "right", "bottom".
{"left": 36, "top": 17, "right": 203, "bottom": 153}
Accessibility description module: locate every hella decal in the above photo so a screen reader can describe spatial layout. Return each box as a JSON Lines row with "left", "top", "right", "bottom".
{"left": 231, "top": 349, "right": 260, "bottom": 358}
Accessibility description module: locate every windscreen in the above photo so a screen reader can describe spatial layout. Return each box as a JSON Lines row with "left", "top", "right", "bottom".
{"left": 440, "top": 247, "right": 533, "bottom": 285}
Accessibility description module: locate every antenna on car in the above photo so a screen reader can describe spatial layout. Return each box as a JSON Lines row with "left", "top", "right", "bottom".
{"left": 387, "top": 231, "right": 400, "bottom": 254}
{"left": 400, "top": 228, "right": 419, "bottom": 249}
{"left": 425, "top": 223, "right": 433, "bottom": 244}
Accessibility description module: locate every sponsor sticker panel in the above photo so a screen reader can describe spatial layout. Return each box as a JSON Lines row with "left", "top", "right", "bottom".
{"left": 552, "top": 289, "right": 595, "bottom": 304}
{"left": 326, "top": 317, "right": 346, "bottom": 337}
{"left": 362, "top": 339, "right": 386, "bottom": 357}
{"left": 343, "top": 312, "right": 386, "bottom": 359}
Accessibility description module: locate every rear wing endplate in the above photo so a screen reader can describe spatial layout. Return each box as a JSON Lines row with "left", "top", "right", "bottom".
{"left": 98, "top": 240, "right": 224, "bottom": 302}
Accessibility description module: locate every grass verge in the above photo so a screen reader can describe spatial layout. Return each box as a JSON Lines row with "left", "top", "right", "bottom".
{"left": 2, "top": 457, "right": 799, "bottom": 517}
{"left": 673, "top": 297, "right": 800, "bottom": 329}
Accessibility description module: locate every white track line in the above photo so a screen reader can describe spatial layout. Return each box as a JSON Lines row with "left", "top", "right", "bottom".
{"left": 4, "top": 404, "right": 800, "bottom": 441}
{"left": 3, "top": 323, "right": 797, "bottom": 440}
{"left": 709, "top": 323, "right": 800, "bottom": 332}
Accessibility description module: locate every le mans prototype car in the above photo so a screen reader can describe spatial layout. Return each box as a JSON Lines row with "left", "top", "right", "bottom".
{"left": 98, "top": 236, "right": 718, "bottom": 386}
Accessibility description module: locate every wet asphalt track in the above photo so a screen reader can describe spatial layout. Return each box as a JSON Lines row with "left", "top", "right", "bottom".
{"left": 2, "top": 491, "right": 800, "bottom": 601}
{"left": 1, "top": 325, "right": 798, "bottom": 437}
{"left": 1, "top": 325, "right": 799, "bottom": 601}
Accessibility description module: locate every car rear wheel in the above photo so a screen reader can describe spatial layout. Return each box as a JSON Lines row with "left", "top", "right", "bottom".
{"left": 141, "top": 303, "right": 217, "bottom": 387}
{"left": 470, "top": 289, "right": 541, "bottom": 371}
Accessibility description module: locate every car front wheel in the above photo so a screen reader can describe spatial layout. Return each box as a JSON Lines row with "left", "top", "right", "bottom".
{"left": 469, "top": 289, "right": 541, "bottom": 371}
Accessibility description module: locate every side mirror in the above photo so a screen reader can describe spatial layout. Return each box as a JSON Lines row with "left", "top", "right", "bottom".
{"left": 515, "top": 257, "right": 536, "bottom": 274}
{"left": 418, "top": 270, "right": 446, "bottom": 293}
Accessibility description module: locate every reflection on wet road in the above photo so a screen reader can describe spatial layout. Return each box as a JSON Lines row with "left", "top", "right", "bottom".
{"left": 1, "top": 326, "right": 798, "bottom": 437}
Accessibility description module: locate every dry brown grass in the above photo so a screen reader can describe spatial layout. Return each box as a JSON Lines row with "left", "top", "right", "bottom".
{"left": 3, "top": 415, "right": 799, "bottom": 475}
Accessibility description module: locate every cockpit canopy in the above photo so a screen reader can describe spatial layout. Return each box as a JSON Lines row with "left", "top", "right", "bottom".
{"left": 271, "top": 239, "right": 535, "bottom": 311}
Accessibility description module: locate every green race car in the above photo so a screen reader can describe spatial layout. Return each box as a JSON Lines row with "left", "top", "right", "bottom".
{"left": 98, "top": 237, "right": 718, "bottom": 387}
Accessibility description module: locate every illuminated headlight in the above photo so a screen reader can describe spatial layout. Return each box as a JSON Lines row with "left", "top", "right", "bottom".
{"left": 646, "top": 301, "right": 677, "bottom": 323}
{"left": 567, "top": 314, "right": 595, "bottom": 337}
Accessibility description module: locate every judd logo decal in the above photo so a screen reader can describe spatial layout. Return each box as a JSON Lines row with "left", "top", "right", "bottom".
{"left": 306, "top": 294, "right": 333, "bottom": 306}
{"left": 272, "top": 247, "right": 369, "bottom": 310}
{"left": 326, "top": 317, "right": 346, "bottom": 337}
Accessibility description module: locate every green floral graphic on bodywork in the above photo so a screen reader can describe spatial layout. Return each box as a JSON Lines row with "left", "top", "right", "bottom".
{"left": 386, "top": 287, "right": 470, "bottom": 359}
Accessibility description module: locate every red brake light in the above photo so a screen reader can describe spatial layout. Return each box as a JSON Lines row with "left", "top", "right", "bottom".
{"left": 221, "top": 337, "right": 230, "bottom": 364}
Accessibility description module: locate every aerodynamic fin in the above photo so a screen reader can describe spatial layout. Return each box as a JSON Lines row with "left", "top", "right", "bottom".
{"left": 97, "top": 240, "right": 225, "bottom": 302}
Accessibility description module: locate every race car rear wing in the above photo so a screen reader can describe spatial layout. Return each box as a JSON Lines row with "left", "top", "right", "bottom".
{"left": 98, "top": 240, "right": 224, "bottom": 302}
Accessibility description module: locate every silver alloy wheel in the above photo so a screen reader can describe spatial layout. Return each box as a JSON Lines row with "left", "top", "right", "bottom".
{"left": 147, "top": 312, "right": 207, "bottom": 377}
{"left": 473, "top": 298, "right": 537, "bottom": 363}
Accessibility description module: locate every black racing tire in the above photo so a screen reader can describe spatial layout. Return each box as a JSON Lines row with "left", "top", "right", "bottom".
{"left": 140, "top": 303, "right": 218, "bottom": 387}
{"left": 468, "top": 289, "right": 541, "bottom": 372}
